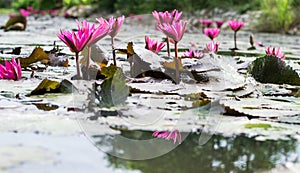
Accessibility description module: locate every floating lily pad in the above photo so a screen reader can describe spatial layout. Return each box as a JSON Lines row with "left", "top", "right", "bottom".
{"left": 29, "top": 78, "right": 77, "bottom": 95}
{"left": 220, "top": 97, "right": 300, "bottom": 118}
{"left": 4, "top": 15, "right": 27, "bottom": 31}
{"left": 248, "top": 55, "right": 300, "bottom": 85}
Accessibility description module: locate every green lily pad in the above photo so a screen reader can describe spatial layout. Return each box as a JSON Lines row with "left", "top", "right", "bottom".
{"left": 96, "top": 68, "right": 129, "bottom": 107}
{"left": 248, "top": 55, "right": 300, "bottom": 85}
{"left": 29, "top": 78, "right": 77, "bottom": 96}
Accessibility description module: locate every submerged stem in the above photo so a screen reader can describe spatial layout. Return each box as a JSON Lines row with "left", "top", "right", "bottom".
{"left": 174, "top": 41, "right": 179, "bottom": 84}
{"left": 111, "top": 36, "right": 117, "bottom": 66}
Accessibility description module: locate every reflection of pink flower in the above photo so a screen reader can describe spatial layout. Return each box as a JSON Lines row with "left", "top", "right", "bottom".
{"left": 158, "top": 20, "right": 187, "bottom": 43}
{"left": 228, "top": 20, "right": 245, "bottom": 32}
{"left": 206, "top": 41, "right": 220, "bottom": 53}
{"left": 0, "top": 58, "right": 22, "bottom": 80}
{"left": 152, "top": 130, "right": 181, "bottom": 144}
{"left": 265, "top": 47, "right": 285, "bottom": 60}
{"left": 215, "top": 20, "right": 224, "bottom": 28}
{"left": 204, "top": 28, "right": 220, "bottom": 40}
{"left": 200, "top": 19, "right": 213, "bottom": 27}
{"left": 19, "top": 9, "right": 30, "bottom": 17}
{"left": 183, "top": 48, "right": 204, "bottom": 58}
{"left": 145, "top": 36, "right": 165, "bottom": 53}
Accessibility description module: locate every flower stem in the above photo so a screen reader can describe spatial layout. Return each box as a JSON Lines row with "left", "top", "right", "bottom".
{"left": 75, "top": 52, "right": 81, "bottom": 79}
{"left": 174, "top": 41, "right": 179, "bottom": 84}
{"left": 234, "top": 31, "right": 237, "bottom": 50}
{"left": 167, "top": 36, "right": 170, "bottom": 57}
{"left": 86, "top": 46, "right": 91, "bottom": 80}
{"left": 111, "top": 36, "right": 117, "bottom": 66}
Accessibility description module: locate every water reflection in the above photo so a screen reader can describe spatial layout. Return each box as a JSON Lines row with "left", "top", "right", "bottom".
{"left": 94, "top": 131, "right": 299, "bottom": 173}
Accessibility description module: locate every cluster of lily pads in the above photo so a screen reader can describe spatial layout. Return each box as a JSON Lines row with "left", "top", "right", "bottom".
{"left": 1, "top": 8, "right": 299, "bottom": 145}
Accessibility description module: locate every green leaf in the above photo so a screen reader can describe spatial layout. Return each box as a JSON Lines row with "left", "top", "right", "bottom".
{"left": 4, "top": 15, "right": 27, "bottom": 31}
{"left": 29, "top": 78, "right": 76, "bottom": 95}
{"left": 100, "top": 65, "right": 119, "bottom": 78}
{"left": 98, "top": 68, "right": 129, "bottom": 107}
{"left": 248, "top": 55, "right": 300, "bottom": 85}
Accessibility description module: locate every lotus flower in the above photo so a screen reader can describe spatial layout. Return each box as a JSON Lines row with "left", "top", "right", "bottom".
{"left": 107, "top": 16, "right": 125, "bottom": 66}
{"left": 0, "top": 58, "right": 22, "bottom": 80}
{"left": 204, "top": 28, "right": 220, "bottom": 40}
{"left": 152, "top": 130, "right": 181, "bottom": 144}
{"left": 265, "top": 47, "right": 285, "bottom": 60}
{"left": 158, "top": 20, "right": 187, "bottom": 84}
{"left": 26, "top": 6, "right": 33, "bottom": 12}
{"left": 183, "top": 48, "right": 204, "bottom": 58}
{"left": 206, "top": 41, "right": 220, "bottom": 53}
{"left": 145, "top": 36, "right": 165, "bottom": 53}
{"left": 57, "top": 20, "right": 93, "bottom": 78}
{"left": 215, "top": 20, "right": 224, "bottom": 28}
{"left": 200, "top": 19, "right": 213, "bottom": 27}
{"left": 228, "top": 20, "right": 245, "bottom": 50}
{"left": 19, "top": 9, "right": 30, "bottom": 17}
{"left": 40, "top": 10, "right": 47, "bottom": 15}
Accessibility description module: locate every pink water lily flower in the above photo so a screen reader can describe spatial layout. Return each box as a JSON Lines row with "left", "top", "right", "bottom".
{"left": 158, "top": 20, "right": 187, "bottom": 84}
{"left": 204, "top": 28, "right": 220, "bottom": 40}
{"left": 215, "top": 20, "right": 224, "bottom": 28}
{"left": 200, "top": 19, "right": 213, "bottom": 27}
{"left": 206, "top": 41, "right": 220, "bottom": 53}
{"left": 145, "top": 36, "right": 165, "bottom": 53}
{"left": 0, "top": 58, "right": 22, "bottom": 80}
{"left": 158, "top": 20, "right": 187, "bottom": 43}
{"left": 228, "top": 20, "right": 245, "bottom": 32}
{"left": 152, "top": 130, "right": 181, "bottom": 144}
{"left": 265, "top": 47, "right": 285, "bottom": 60}
{"left": 228, "top": 20, "right": 245, "bottom": 50}
{"left": 152, "top": 9, "right": 182, "bottom": 25}
{"left": 48, "top": 9, "right": 59, "bottom": 16}
{"left": 19, "top": 9, "right": 31, "bottom": 17}
{"left": 183, "top": 48, "right": 204, "bottom": 58}
{"left": 57, "top": 20, "right": 93, "bottom": 78}
{"left": 26, "top": 6, "right": 34, "bottom": 12}
{"left": 107, "top": 16, "right": 125, "bottom": 66}
{"left": 108, "top": 16, "right": 125, "bottom": 38}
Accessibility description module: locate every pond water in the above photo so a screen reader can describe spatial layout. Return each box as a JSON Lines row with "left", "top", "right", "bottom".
{"left": 0, "top": 14, "right": 300, "bottom": 173}
{"left": 93, "top": 132, "right": 300, "bottom": 173}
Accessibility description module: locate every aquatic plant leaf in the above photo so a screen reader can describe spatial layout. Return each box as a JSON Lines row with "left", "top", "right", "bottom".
{"left": 248, "top": 55, "right": 300, "bottom": 85}
{"left": 101, "top": 65, "right": 119, "bottom": 78}
{"left": 4, "top": 15, "right": 27, "bottom": 31}
{"left": 30, "top": 78, "right": 76, "bottom": 95}
{"left": 18, "top": 47, "right": 49, "bottom": 68}
{"left": 220, "top": 97, "right": 300, "bottom": 118}
{"left": 98, "top": 68, "right": 129, "bottom": 107}
{"left": 80, "top": 44, "right": 109, "bottom": 68}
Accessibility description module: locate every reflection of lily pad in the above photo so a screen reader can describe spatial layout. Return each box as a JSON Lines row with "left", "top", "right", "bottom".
{"left": 248, "top": 55, "right": 300, "bottom": 85}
